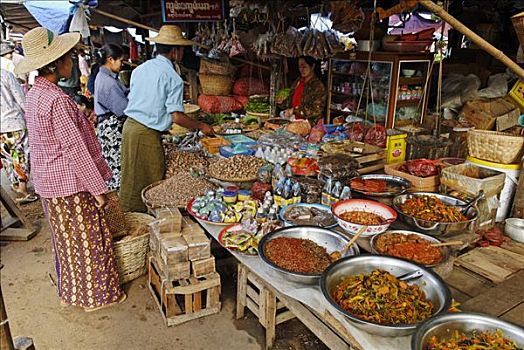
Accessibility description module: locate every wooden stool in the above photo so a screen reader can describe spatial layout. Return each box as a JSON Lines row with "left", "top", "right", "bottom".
{"left": 236, "top": 264, "right": 295, "bottom": 349}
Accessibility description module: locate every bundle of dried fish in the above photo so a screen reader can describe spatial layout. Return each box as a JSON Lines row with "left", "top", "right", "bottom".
{"left": 330, "top": 1, "right": 365, "bottom": 34}
{"left": 252, "top": 31, "right": 275, "bottom": 60}
{"left": 283, "top": 205, "right": 336, "bottom": 227}
{"left": 271, "top": 26, "right": 303, "bottom": 57}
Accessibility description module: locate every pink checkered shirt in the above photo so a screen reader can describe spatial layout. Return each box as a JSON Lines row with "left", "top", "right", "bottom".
{"left": 24, "top": 77, "right": 111, "bottom": 198}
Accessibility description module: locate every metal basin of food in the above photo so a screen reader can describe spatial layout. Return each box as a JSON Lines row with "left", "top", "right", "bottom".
{"left": 350, "top": 174, "right": 411, "bottom": 198}
{"left": 370, "top": 230, "right": 450, "bottom": 268}
{"left": 411, "top": 313, "right": 524, "bottom": 350}
{"left": 321, "top": 255, "right": 451, "bottom": 337}
{"left": 392, "top": 192, "right": 478, "bottom": 236}
{"left": 258, "top": 226, "right": 359, "bottom": 284}
{"left": 279, "top": 203, "right": 337, "bottom": 228}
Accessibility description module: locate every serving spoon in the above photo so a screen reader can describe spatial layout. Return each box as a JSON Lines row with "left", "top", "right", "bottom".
{"left": 456, "top": 191, "right": 484, "bottom": 214}
{"left": 330, "top": 225, "right": 368, "bottom": 261}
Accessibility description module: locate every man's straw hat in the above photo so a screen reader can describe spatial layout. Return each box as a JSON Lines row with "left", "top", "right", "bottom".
{"left": 14, "top": 27, "right": 80, "bottom": 75}
{"left": 146, "top": 25, "right": 194, "bottom": 46}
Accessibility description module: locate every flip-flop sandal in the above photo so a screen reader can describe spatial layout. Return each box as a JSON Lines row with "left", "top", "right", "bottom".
{"left": 15, "top": 194, "right": 38, "bottom": 205}
{"left": 84, "top": 293, "right": 127, "bottom": 313}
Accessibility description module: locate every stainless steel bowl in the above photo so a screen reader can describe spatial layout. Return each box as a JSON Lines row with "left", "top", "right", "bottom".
{"left": 258, "top": 226, "right": 360, "bottom": 284}
{"left": 411, "top": 313, "right": 524, "bottom": 350}
{"left": 350, "top": 174, "right": 411, "bottom": 198}
{"left": 321, "top": 255, "right": 451, "bottom": 337}
{"left": 392, "top": 192, "right": 478, "bottom": 236}
{"left": 370, "top": 230, "right": 450, "bottom": 268}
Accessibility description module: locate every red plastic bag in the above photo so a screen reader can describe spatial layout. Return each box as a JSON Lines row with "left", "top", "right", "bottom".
{"left": 308, "top": 120, "right": 325, "bottom": 143}
{"left": 233, "top": 95, "right": 249, "bottom": 108}
{"left": 364, "top": 124, "right": 386, "bottom": 148}
{"left": 251, "top": 181, "right": 272, "bottom": 201}
{"left": 345, "top": 122, "right": 365, "bottom": 142}
{"left": 399, "top": 159, "right": 439, "bottom": 178}
{"left": 232, "top": 77, "right": 268, "bottom": 96}
{"left": 198, "top": 95, "right": 243, "bottom": 113}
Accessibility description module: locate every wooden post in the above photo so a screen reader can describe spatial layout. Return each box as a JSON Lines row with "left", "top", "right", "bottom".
{"left": 0, "top": 265, "right": 15, "bottom": 350}
{"left": 419, "top": 0, "right": 524, "bottom": 78}
{"left": 92, "top": 9, "right": 158, "bottom": 32}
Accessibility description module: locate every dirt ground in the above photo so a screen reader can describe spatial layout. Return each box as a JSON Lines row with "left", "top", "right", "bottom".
{"left": 0, "top": 200, "right": 329, "bottom": 350}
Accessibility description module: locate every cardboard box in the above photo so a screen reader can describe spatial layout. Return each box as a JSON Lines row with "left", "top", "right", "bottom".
{"left": 459, "top": 98, "right": 520, "bottom": 130}
{"left": 191, "top": 257, "right": 216, "bottom": 278}
{"left": 153, "top": 207, "right": 182, "bottom": 234}
{"left": 159, "top": 236, "right": 189, "bottom": 265}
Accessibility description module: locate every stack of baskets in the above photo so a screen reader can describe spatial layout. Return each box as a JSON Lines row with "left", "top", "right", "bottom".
{"left": 467, "top": 130, "right": 524, "bottom": 164}
{"left": 199, "top": 58, "right": 235, "bottom": 96}
{"left": 113, "top": 212, "right": 155, "bottom": 284}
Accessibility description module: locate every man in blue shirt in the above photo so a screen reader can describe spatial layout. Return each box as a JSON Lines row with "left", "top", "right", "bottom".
{"left": 120, "top": 25, "right": 213, "bottom": 212}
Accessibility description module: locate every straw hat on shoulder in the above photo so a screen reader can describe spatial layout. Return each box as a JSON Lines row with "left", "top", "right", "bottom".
{"left": 14, "top": 27, "right": 81, "bottom": 75}
{"left": 146, "top": 25, "right": 195, "bottom": 46}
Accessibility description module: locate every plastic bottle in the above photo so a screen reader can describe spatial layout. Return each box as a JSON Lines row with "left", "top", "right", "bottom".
{"left": 322, "top": 178, "right": 333, "bottom": 206}
{"left": 331, "top": 181, "right": 342, "bottom": 202}
{"left": 267, "top": 207, "right": 278, "bottom": 222}
{"left": 292, "top": 182, "right": 302, "bottom": 204}
{"left": 256, "top": 207, "right": 267, "bottom": 222}
{"left": 340, "top": 186, "right": 352, "bottom": 200}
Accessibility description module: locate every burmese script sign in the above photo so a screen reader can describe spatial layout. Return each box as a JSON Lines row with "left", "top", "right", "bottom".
{"left": 161, "top": 0, "right": 224, "bottom": 22}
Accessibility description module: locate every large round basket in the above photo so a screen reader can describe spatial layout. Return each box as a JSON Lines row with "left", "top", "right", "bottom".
{"left": 199, "top": 58, "right": 235, "bottom": 76}
{"left": 141, "top": 180, "right": 187, "bottom": 212}
{"left": 199, "top": 74, "right": 233, "bottom": 96}
{"left": 467, "top": 130, "right": 524, "bottom": 164}
{"left": 113, "top": 212, "right": 154, "bottom": 284}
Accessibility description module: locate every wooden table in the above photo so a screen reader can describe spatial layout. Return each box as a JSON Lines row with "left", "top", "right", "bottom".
{"left": 198, "top": 220, "right": 411, "bottom": 350}
{"left": 198, "top": 219, "right": 524, "bottom": 349}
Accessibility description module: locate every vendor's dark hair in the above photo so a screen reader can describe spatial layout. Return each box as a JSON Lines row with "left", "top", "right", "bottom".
{"left": 156, "top": 43, "right": 178, "bottom": 55}
{"left": 299, "top": 56, "right": 321, "bottom": 78}
{"left": 73, "top": 94, "right": 94, "bottom": 109}
{"left": 96, "top": 44, "right": 123, "bottom": 65}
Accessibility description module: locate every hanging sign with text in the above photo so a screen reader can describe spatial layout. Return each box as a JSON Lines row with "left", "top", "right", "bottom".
{"left": 161, "top": 0, "right": 224, "bottom": 22}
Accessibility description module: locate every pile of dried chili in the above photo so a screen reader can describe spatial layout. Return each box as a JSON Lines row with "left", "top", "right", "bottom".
{"left": 374, "top": 233, "right": 443, "bottom": 266}
{"left": 264, "top": 237, "right": 332, "bottom": 274}
{"left": 332, "top": 269, "right": 434, "bottom": 325}
{"left": 399, "top": 196, "right": 467, "bottom": 222}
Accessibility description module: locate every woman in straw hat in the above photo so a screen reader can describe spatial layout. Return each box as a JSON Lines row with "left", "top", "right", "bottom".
{"left": 15, "top": 27, "right": 125, "bottom": 312}
{"left": 120, "top": 25, "right": 214, "bottom": 212}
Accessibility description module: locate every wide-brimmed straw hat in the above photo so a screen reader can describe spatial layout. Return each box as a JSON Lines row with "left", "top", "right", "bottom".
{"left": 14, "top": 27, "right": 81, "bottom": 75}
{"left": 146, "top": 25, "right": 195, "bottom": 46}
{"left": 0, "top": 43, "right": 14, "bottom": 56}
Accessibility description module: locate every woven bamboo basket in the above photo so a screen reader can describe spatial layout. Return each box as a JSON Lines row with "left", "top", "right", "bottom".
{"left": 113, "top": 212, "right": 154, "bottom": 284}
{"left": 467, "top": 130, "right": 524, "bottom": 164}
{"left": 512, "top": 12, "right": 524, "bottom": 48}
{"left": 169, "top": 104, "right": 201, "bottom": 135}
{"left": 105, "top": 191, "right": 127, "bottom": 238}
{"left": 199, "top": 58, "right": 236, "bottom": 76}
{"left": 199, "top": 74, "right": 233, "bottom": 96}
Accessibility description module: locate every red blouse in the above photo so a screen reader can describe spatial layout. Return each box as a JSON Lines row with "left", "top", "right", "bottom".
{"left": 291, "top": 78, "right": 306, "bottom": 109}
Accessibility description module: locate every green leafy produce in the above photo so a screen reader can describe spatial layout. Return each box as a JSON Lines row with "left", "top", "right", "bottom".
{"left": 276, "top": 88, "right": 291, "bottom": 101}
{"left": 243, "top": 115, "right": 260, "bottom": 126}
{"left": 245, "top": 101, "right": 270, "bottom": 113}
{"left": 202, "top": 113, "right": 231, "bottom": 126}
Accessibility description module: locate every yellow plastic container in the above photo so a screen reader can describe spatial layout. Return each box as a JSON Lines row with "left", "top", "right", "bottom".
{"left": 508, "top": 79, "right": 524, "bottom": 110}
{"left": 386, "top": 131, "right": 407, "bottom": 164}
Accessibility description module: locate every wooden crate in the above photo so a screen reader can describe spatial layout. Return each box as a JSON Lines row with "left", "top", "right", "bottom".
{"left": 384, "top": 161, "right": 440, "bottom": 191}
{"left": 148, "top": 257, "right": 221, "bottom": 326}
{"left": 321, "top": 141, "right": 386, "bottom": 175}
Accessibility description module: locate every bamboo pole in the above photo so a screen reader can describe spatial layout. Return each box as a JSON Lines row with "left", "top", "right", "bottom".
{"left": 92, "top": 9, "right": 158, "bottom": 32}
{"left": 0, "top": 265, "right": 15, "bottom": 350}
{"left": 419, "top": 0, "right": 524, "bottom": 78}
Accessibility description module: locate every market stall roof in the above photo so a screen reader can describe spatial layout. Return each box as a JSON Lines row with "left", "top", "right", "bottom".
{"left": 0, "top": 0, "right": 157, "bottom": 34}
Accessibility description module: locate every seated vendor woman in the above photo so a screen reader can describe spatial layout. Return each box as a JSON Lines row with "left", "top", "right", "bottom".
{"left": 277, "top": 56, "right": 326, "bottom": 123}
